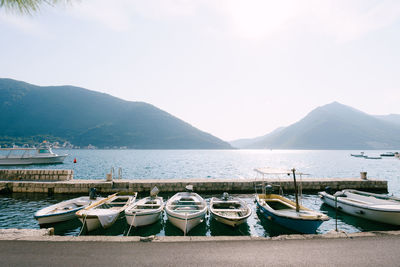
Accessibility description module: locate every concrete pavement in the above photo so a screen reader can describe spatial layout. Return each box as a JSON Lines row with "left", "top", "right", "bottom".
{"left": 1, "top": 235, "right": 400, "bottom": 266}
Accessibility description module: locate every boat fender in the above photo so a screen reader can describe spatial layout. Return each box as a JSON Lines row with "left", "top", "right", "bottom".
{"left": 267, "top": 216, "right": 273, "bottom": 221}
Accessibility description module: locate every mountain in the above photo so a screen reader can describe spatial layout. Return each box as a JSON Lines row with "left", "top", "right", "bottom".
{"left": 230, "top": 127, "right": 284, "bottom": 148}
{"left": 375, "top": 114, "right": 400, "bottom": 126}
{"left": 0, "top": 78, "right": 232, "bottom": 149}
{"left": 231, "top": 102, "right": 400, "bottom": 149}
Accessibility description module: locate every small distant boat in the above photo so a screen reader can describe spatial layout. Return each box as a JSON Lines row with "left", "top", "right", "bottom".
{"left": 76, "top": 193, "right": 136, "bottom": 232}
{"left": 364, "top": 156, "right": 382, "bottom": 159}
{"left": 254, "top": 168, "right": 329, "bottom": 234}
{"left": 350, "top": 152, "right": 365, "bottom": 158}
{"left": 319, "top": 189, "right": 400, "bottom": 225}
{"left": 380, "top": 152, "right": 396, "bottom": 157}
{"left": 125, "top": 187, "right": 164, "bottom": 227}
{"left": 210, "top": 192, "right": 251, "bottom": 227}
{"left": 165, "top": 185, "right": 207, "bottom": 235}
{"left": 0, "top": 146, "right": 67, "bottom": 165}
{"left": 34, "top": 195, "right": 103, "bottom": 225}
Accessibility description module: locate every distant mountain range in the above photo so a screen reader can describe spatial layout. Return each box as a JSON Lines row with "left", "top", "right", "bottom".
{"left": 0, "top": 78, "right": 232, "bottom": 149}
{"left": 230, "top": 102, "right": 400, "bottom": 149}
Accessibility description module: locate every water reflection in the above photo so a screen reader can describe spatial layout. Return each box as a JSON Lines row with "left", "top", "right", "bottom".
{"left": 320, "top": 204, "right": 400, "bottom": 232}
{"left": 209, "top": 216, "right": 251, "bottom": 236}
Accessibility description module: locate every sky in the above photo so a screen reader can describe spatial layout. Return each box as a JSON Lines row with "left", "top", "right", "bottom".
{"left": 1, "top": 0, "right": 400, "bottom": 141}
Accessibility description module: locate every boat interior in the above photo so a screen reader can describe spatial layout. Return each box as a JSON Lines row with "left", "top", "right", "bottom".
{"left": 133, "top": 200, "right": 162, "bottom": 210}
{"left": 341, "top": 192, "right": 400, "bottom": 206}
{"left": 99, "top": 197, "right": 131, "bottom": 209}
{"left": 169, "top": 197, "right": 204, "bottom": 213}
{"left": 47, "top": 203, "right": 82, "bottom": 214}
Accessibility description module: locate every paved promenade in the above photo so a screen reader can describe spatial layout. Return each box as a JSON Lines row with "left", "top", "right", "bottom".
{"left": 1, "top": 235, "right": 400, "bottom": 266}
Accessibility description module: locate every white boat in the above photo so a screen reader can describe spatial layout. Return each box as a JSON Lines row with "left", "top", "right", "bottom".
{"left": 210, "top": 193, "right": 251, "bottom": 227}
{"left": 34, "top": 196, "right": 103, "bottom": 225}
{"left": 319, "top": 189, "right": 400, "bottom": 225}
{"left": 76, "top": 193, "right": 136, "bottom": 232}
{"left": 125, "top": 187, "right": 164, "bottom": 227}
{"left": 0, "top": 147, "right": 67, "bottom": 165}
{"left": 165, "top": 186, "right": 207, "bottom": 234}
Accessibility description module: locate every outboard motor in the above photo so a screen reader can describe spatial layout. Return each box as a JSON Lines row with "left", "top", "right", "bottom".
{"left": 185, "top": 185, "right": 194, "bottom": 192}
{"left": 89, "top": 188, "right": 97, "bottom": 200}
{"left": 325, "top": 186, "right": 332, "bottom": 195}
{"left": 265, "top": 185, "right": 273, "bottom": 194}
{"left": 222, "top": 192, "right": 229, "bottom": 200}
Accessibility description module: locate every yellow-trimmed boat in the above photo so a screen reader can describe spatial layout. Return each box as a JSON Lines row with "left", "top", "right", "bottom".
{"left": 256, "top": 193, "right": 328, "bottom": 233}
{"left": 255, "top": 168, "right": 329, "bottom": 234}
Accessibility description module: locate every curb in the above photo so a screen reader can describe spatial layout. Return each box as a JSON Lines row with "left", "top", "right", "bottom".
{"left": 1, "top": 228, "right": 399, "bottom": 242}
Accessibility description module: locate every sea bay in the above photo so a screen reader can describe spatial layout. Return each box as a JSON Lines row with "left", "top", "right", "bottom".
{"left": 1, "top": 149, "right": 399, "bottom": 236}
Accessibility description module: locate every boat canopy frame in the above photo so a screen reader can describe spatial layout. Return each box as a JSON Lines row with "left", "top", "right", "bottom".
{"left": 254, "top": 167, "right": 310, "bottom": 209}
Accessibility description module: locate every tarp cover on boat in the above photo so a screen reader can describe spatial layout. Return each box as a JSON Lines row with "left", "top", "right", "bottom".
{"left": 88, "top": 209, "right": 119, "bottom": 228}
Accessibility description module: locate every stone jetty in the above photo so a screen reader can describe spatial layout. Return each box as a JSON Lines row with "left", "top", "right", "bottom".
{"left": 0, "top": 169, "right": 388, "bottom": 194}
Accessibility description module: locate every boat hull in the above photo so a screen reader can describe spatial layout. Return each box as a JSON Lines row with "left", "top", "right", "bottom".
{"left": 0, "top": 155, "right": 67, "bottom": 165}
{"left": 34, "top": 196, "right": 101, "bottom": 225}
{"left": 36, "top": 209, "right": 81, "bottom": 225}
{"left": 211, "top": 213, "right": 248, "bottom": 227}
{"left": 125, "top": 211, "right": 162, "bottom": 227}
{"left": 256, "top": 197, "right": 325, "bottom": 234}
{"left": 79, "top": 216, "right": 102, "bottom": 232}
{"left": 166, "top": 211, "right": 206, "bottom": 234}
{"left": 319, "top": 192, "right": 400, "bottom": 226}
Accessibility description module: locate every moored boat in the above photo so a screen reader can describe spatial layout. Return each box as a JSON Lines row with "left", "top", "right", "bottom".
{"left": 350, "top": 152, "right": 365, "bottom": 158}
{"left": 319, "top": 189, "right": 400, "bottom": 225}
{"left": 210, "top": 192, "right": 251, "bottom": 227}
{"left": 380, "top": 152, "right": 396, "bottom": 157}
{"left": 34, "top": 195, "right": 103, "bottom": 225}
{"left": 256, "top": 193, "right": 329, "bottom": 234}
{"left": 165, "top": 185, "right": 207, "bottom": 235}
{"left": 125, "top": 187, "right": 164, "bottom": 227}
{"left": 364, "top": 156, "right": 382, "bottom": 159}
{"left": 254, "top": 168, "right": 329, "bottom": 234}
{"left": 0, "top": 146, "right": 67, "bottom": 165}
{"left": 76, "top": 193, "right": 136, "bottom": 232}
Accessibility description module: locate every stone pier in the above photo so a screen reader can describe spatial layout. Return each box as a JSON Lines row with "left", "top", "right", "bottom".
{"left": 0, "top": 169, "right": 388, "bottom": 194}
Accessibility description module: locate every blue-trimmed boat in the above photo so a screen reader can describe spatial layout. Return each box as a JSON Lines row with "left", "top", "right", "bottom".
{"left": 34, "top": 196, "right": 103, "bottom": 225}
{"left": 165, "top": 185, "right": 207, "bottom": 235}
{"left": 255, "top": 168, "right": 329, "bottom": 234}
{"left": 256, "top": 193, "right": 329, "bottom": 234}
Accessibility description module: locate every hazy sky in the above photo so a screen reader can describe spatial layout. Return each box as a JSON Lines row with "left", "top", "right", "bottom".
{"left": 1, "top": 0, "right": 400, "bottom": 141}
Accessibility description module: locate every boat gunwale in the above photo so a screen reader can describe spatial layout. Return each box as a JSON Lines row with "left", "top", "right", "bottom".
{"left": 210, "top": 197, "right": 252, "bottom": 220}
{"left": 256, "top": 194, "right": 328, "bottom": 221}
{"left": 319, "top": 191, "right": 400, "bottom": 213}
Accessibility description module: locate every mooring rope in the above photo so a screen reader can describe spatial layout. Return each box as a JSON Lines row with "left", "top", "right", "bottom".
{"left": 126, "top": 212, "right": 137, "bottom": 236}
{"left": 78, "top": 214, "right": 87, "bottom": 236}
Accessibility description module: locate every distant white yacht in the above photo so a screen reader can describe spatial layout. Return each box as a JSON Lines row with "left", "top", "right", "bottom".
{"left": 0, "top": 146, "right": 68, "bottom": 165}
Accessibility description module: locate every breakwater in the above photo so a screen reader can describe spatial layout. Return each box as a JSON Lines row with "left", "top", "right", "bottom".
{"left": 0, "top": 169, "right": 73, "bottom": 181}
{"left": 0, "top": 169, "right": 387, "bottom": 194}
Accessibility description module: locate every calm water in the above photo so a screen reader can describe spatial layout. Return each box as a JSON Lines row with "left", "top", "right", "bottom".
{"left": 1, "top": 149, "right": 400, "bottom": 236}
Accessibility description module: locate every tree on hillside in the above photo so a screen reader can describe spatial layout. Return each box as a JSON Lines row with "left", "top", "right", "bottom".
{"left": 0, "top": 0, "right": 68, "bottom": 14}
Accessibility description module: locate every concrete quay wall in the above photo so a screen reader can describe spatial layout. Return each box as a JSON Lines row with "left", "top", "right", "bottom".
{"left": 0, "top": 169, "right": 73, "bottom": 181}
{"left": 0, "top": 177, "right": 388, "bottom": 194}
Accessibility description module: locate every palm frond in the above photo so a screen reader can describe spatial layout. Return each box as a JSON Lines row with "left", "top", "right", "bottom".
{"left": 0, "top": 0, "right": 69, "bottom": 14}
